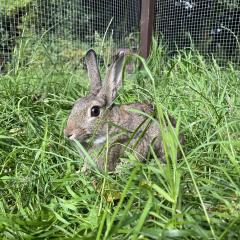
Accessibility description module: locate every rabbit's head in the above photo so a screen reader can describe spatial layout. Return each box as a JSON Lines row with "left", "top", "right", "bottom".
{"left": 64, "top": 49, "right": 125, "bottom": 143}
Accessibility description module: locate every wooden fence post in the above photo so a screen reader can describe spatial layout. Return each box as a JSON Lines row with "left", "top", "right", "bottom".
{"left": 139, "top": 0, "right": 155, "bottom": 59}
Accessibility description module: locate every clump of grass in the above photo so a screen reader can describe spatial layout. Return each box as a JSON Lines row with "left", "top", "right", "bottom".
{"left": 0, "top": 38, "right": 240, "bottom": 239}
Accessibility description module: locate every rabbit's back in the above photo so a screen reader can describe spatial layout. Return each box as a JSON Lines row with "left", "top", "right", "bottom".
{"left": 109, "top": 102, "right": 162, "bottom": 138}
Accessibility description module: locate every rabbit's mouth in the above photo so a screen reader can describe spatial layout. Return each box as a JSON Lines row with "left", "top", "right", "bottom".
{"left": 68, "top": 133, "right": 91, "bottom": 142}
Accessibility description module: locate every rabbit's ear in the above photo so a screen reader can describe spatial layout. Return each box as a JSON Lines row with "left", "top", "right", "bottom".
{"left": 102, "top": 51, "right": 125, "bottom": 106}
{"left": 85, "top": 49, "right": 101, "bottom": 94}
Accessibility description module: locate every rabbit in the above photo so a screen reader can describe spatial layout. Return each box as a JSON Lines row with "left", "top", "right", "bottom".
{"left": 64, "top": 49, "right": 183, "bottom": 173}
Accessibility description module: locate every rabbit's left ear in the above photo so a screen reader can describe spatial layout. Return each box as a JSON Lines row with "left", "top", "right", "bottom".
{"left": 85, "top": 49, "right": 102, "bottom": 94}
{"left": 101, "top": 51, "right": 125, "bottom": 106}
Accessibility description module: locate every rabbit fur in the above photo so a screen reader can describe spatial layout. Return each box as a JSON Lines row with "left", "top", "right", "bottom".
{"left": 64, "top": 49, "right": 183, "bottom": 172}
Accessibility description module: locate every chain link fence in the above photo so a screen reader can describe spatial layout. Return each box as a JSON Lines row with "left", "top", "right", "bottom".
{"left": 155, "top": 0, "right": 240, "bottom": 63}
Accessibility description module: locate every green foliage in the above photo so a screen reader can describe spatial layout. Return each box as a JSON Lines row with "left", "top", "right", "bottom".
{"left": 0, "top": 0, "right": 32, "bottom": 11}
{"left": 0, "top": 40, "right": 240, "bottom": 239}
{"left": 29, "top": 0, "right": 139, "bottom": 44}
{"left": 217, "top": 0, "right": 240, "bottom": 9}
{"left": 0, "top": 0, "right": 139, "bottom": 74}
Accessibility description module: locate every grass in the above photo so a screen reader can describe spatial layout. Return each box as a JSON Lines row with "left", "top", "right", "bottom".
{"left": 0, "top": 39, "right": 240, "bottom": 239}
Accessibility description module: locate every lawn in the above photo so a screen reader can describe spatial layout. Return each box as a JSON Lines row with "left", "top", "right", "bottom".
{"left": 0, "top": 40, "right": 240, "bottom": 239}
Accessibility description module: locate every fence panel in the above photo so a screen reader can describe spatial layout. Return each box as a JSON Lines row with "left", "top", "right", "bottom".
{"left": 154, "top": 0, "right": 240, "bottom": 63}
{"left": 0, "top": 0, "right": 140, "bottom": 71}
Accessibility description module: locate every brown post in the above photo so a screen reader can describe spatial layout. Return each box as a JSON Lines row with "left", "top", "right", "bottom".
{"left": 139, "top": 0, "right": 155, "bottom": 59}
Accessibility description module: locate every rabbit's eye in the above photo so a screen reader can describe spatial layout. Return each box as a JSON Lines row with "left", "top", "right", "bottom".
{"left": 91, "top": 106, "right": 100, "bottom": 117}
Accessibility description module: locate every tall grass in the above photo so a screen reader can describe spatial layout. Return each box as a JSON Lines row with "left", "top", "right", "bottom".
{"left": 0, "top": 38, "right": 240, "bottom": 239}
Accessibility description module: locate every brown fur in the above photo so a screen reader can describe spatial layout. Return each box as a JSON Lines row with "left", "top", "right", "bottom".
{"left": 64, "top": 49, "right": 184, "bottom": 172}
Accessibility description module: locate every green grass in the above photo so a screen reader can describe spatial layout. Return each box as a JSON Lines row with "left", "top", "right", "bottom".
{"left": 0, "top": 41, "right": 240, "bottom": 239}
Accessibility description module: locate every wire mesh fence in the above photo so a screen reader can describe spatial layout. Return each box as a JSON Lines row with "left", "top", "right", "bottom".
{"left": 1, "top": 0, "right": 240, "bottom": 72}
{"left": 154, "top": 0, "right": 240, "bottom": 63}
{"left": 0, "top": 0, "right": 140, "bottom": 71}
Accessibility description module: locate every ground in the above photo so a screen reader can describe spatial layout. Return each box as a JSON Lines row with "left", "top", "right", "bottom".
{"left": 0, "top": 41, "right": 240, "bottom": 239}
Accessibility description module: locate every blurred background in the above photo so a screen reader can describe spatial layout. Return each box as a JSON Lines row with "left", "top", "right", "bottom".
{"left": 0, "top": 0, "right": 240, "bottom": 72}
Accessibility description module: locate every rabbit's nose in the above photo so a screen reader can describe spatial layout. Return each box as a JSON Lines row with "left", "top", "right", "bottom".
{"left": 65, "top": 133, "right": 73, "bottom": 139}
{"left": 64, "top": 129, "right": 77, "bottom": 140}
{"left": 64, "top": 129, "right": 73, "bottom": 139}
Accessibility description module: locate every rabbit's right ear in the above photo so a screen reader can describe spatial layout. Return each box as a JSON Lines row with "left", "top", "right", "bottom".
{"left": 85, "top": 49, "right": 102, "bottom": 94}
{"left": 101, "top": 51, "right": 125, "bottom": 106}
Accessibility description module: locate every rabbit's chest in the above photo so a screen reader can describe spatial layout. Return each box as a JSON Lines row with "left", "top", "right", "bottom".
{"left": 93, "top": 136, "right": 107, "bottom": 145}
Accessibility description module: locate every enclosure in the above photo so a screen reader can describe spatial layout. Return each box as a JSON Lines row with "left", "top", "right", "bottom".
{"left": 1, "top": 0, "right": 240, "bottom": 69}
{"left": 0, "top": 0, "right": 240, "bottom": 239}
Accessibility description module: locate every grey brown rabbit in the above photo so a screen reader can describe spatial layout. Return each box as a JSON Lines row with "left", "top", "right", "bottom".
{"left": 64, "top": 49, "right": 183, "bottom": 172}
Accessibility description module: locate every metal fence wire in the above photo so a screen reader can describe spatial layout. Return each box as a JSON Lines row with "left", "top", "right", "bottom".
{"left": 0, "top": 0, "right": 140, "bottom": 70}
{"left": 1, "top": 0, "right": 240, "bottom": 71}
{"left": 154, "top": 0, "right": 240, "bottom": 63}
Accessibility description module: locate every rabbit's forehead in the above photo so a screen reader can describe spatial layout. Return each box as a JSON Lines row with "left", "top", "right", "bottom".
{"left": 74, "top": 96, "right": 105, "bottom": 109}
